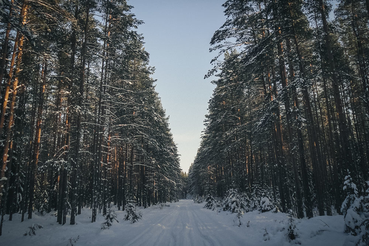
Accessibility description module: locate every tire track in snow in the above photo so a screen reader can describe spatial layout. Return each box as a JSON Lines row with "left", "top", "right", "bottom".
{"left": 124, "top": 200, "right": 246, "bottom": 246}
{"left": 189, "top": 204, "right": 224, "bottom": 246}
{"left": 173, "top": 202, "right": 195, "bottom": 246}
{"left": 152, "top": 205, "right": 179, "bottom": 246}
{"left": 125, "top": 208, "right": 169, "bottom": 246}
{"left": 152, "top": 203, "right": 194, "bottom": 246}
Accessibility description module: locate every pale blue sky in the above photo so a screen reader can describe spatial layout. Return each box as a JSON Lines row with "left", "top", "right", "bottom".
{"left": 131, "top": 0, "right": 226, "bottom": 173}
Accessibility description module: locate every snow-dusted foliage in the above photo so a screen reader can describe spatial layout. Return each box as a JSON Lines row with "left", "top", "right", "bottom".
{"left": 101, "top": 209, "right": 119, "bottom": 229}
{"left": 341, "top": 175, "right": 369, "bottom": 245}
{"left": 221, "top": 187, "right": 276, "bottom": 214}
{"left": 193, "top": 195, "right": 204, "bottom": 203}
{"left": 124, "top": 203, "right": 142, "bottom": 224}
{"left": 286, "top": 211, "right": 300, "bottom": 244}
{"left": 67, "top": 236, "right": 80, "bottom": 246}
{"left": 341, "top": 173, "right": 361, "bottom": 235}
{"left": 220, "top": 190, "right": 245, "bottom": 226}
{"left": 234, "top": 209, "right": 243, "bottom": 227}
{"left": 259, "top": 195, "right": 274, "bottom": 213}
{"left": 204, "top": 194, "right": 217, "bottom": 210}
{"left": 222, "top": 189, "right": 250, "bottom": 213}
{"left": 341, "top": 174, "right": 359, "bottom": 216}
{"left": 343, "top": 196, "right": 363, "bottom": 235}
{"left": 23, "top": 223, "right": 43, "bottom": 236}
{"left": 356, "top": 182, "right": 369, "bottom": 246}
{"left": 354, "top": 182, "right": 369, "bottom": 246}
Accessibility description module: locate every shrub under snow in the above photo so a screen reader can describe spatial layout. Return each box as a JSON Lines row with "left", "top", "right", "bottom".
{"left": 341, "top": 174, "right": 369, "bottom": 246}
{"left": 124, "top": 203, "right": 142, "bottom": 223}
{"left": 259, "top": 195, "right": 274, "bottom": 213}
{"left": 101, "top": 209, "right": 119, "bottom": 229}
{"left": 222, "top": 189, "right": 250, "bottom": 213}
{"left": 204, "top": 194, "right": 217, "bottom": 210}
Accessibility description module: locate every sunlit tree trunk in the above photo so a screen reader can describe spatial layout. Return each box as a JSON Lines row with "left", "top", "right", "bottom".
{"left": 0, "top": 1, "right": 28, "bottom": 212}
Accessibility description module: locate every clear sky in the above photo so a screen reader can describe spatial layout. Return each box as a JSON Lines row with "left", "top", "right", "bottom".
{"left": 130, "top": 0, "right": 226, "bottom": 173}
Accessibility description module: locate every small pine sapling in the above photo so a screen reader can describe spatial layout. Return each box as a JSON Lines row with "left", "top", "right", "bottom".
{"left": 263, "top": 228, "right": 270, "bottom": 241}
{"left": 341, "top": 173, "right": 358, "bottom": 216}
{"left": 233, "top": 207, "right": 243, "bottom": 227}
{"left": 24, "top": 223, "right": 43, "bottom": 236}
{"left": 193, "top": 196, "right": 204, "bottom": 203}
{"left": 249, "top": 188, "right": 260, "bottom": 211}
{"left": 222, "top": 189, "right": 249, "bottom": 213}
{"left": 101, "top": 209, "right": 119, "bottom": 229}
{"left": 354, "top": 181, "right": 369, "bottom": 246}
{"left": 204, "top": 194, "right": 216, "bottom": 210}
{"left": 341, "top": 172, "right": 364, "bottom": 236}
{"left": 287, "top": 210, "right": 300, "bottom": 244}
{"left": 124, "top": 203, "right": 142, "bottom": 223}
{"left": 356, "top": 221, "right": 369, "bottom": 246}
{"left": 259, "top": 193, "right": 274, "bottom": 213}
{"left": 159, "top": 203, "right": 171, "bottom": 209}
{"left": 67, "top": 236, "right": 80, "bottom": 246}
{"left": 222, "top": 189, "right": 237, "bottom": 212}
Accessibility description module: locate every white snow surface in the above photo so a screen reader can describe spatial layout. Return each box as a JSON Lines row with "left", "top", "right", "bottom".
{"left": 0, "top": 200, "right": 358, "bottom": 246}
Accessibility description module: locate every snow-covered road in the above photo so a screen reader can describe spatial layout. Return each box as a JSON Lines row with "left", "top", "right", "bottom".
{"left": 123, "top": 199, "right": 247, "bottom": 246}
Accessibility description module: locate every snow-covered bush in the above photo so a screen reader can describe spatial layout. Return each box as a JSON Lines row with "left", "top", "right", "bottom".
{"left": 222, "top": 189, "right": 250, "bottom": 213}
{"left": 343, "top": 197, "right": 364, "bottom": 236}
{"left": 101, "top": 209, "right": 119, "bottom": 229}
{"left": 341, "top": 174, "right": 369, "bottom": 245}
{"left": 248, "top": 188, "right": 260, "bottom": 211}
{"left": 286, "top": 211, "right": 300, "bottom": 244}
{"left": 204, "top": 194, "right": 217, "bottom": 210}
{"left": 24, "top": 223, "right": 43, "bottom": 236}
{"left": 341, "top": 173, "right": 362, "bottom": 235}
{"left": 67, "top": 236, "right": 80, "bottom": 246}
{"left": 222, "top": 189, "right": 237, "bottom": 212}
{"left": 246, "top": 185, "right": 278, "bottom": 213}
{"left": 233, "top": 209, "right": 243, "bottom": 227}
{"left": 259, "top": 194, "right": 274, "bottom": 213}
{"left": 124, "top": 203, "right": 142, "bottom": 223}
{"left": 353, "top": 181, "right": 369, "bottom": 246}
{"left": 219, "top": 186, "right": 278, "bottom": 215}
{"left": 193, "top": 195, "right": 204, "bottom": 203}
{"left": 356, "top": 219, "right": 369, "bottom": 246}
{"left": 341, "top": 174, "right": 359, "bottom": 217}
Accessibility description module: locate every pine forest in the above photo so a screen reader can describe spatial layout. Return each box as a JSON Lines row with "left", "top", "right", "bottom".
{"left": 1, "top": 0, "right": 369, "bottom": 245}
{"left": 190, "top": 0, "right": 369, "bottom": 220}
{"left": 0, "top": 0, "right": 182, "bottom": 235}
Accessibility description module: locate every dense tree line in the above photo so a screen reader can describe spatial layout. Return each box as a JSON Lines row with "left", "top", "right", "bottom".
{"left": 189, "top": 0, "right": 369, "bottom": 218}
{"left": 0, "top": 0, "right": 181, "bottom": 235}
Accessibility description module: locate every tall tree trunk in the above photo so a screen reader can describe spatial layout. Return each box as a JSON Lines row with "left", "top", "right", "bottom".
{"left": 0, "top": 33, "right": 20, "bottom": 138}
{"left": 284, "top": 38, "right": 304, "bottom": 219}
{"left": 28, "top": 58, "right": 47, "bottom": 219}
{"left": 70, "top": 3, "right": 90, "bottom": 225}
{"left": 0, "top": 2, "right": 28, "bottom": 210}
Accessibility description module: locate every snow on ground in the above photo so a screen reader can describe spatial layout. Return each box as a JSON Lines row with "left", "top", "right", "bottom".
{"left": 0, "top": 200, "right": 356, "bottom": 246}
